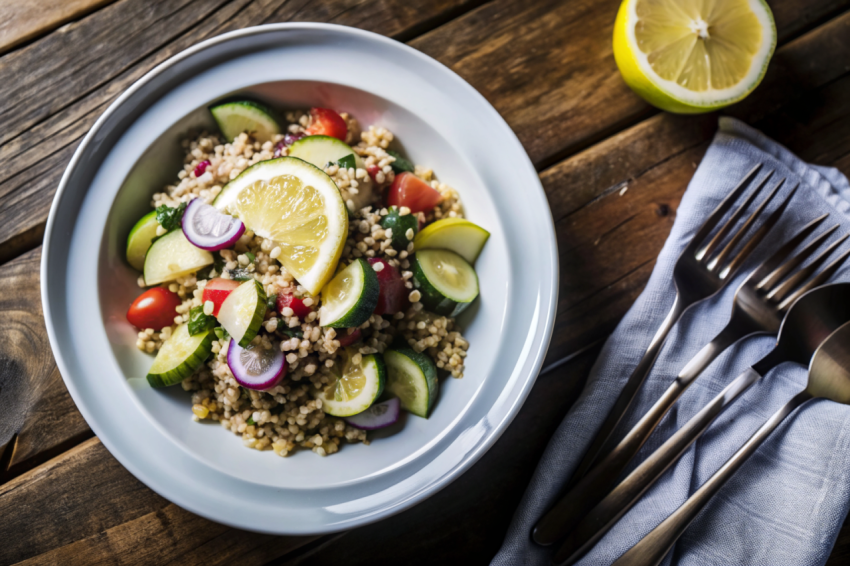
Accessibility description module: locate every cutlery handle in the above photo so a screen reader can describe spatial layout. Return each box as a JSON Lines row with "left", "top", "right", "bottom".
{"left": 611, "top": 390, "right": 812, "bottom": 566}
{"left": 553, "top": 366, "right": 764, "bottom": 566}
{"left": 533, "top": 322, "right": 744, "bottom": 546}
{"left": 569, "top": 294, "right": 687, "bottom": 484}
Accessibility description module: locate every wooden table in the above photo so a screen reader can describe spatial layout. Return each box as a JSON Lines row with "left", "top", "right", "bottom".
{"left": 1, "top": 0, "right": 849, "bottom": 564}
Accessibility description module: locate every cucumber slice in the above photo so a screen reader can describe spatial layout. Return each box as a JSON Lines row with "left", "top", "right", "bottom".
{"left": 321, "top": 349, "right": 387, "bottom": 417}
{"left": 289, "top": 135, "right": 365, "bottom": 170}
{"left": 216, "top": 279, "right": 267, "bottom": 347}
{"left": 210, "top": 101, "right": 281, "bottom": 143}
{"left": 384, "top": 347, "right": 438, "bottom": 418}
{"left": 289, "top": 135, "right": 373, "bottom": 209}
{"left": 143, "top": 229, "right": 214, "bottom": 286}
{"left": 126, "top": 210, "right": 158, "bottom": 271}
{"left": 414, "top": 218, "right": 490, "bottom": 264}
{"left": 412, "top": 249, "right": 479, "bottom": 317}
{"left": 320, "top": 259, "right": 379, "bottom": 328}
{"left": 147, "top": 323, "right": 214, "bottom": 387}
{"left": 380, "top": 206, "right": 418, "bottom": 249}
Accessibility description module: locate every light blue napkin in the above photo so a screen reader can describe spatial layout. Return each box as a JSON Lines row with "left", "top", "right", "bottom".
{"left": 492, "top": 117, "right": 850, "bottom": 566}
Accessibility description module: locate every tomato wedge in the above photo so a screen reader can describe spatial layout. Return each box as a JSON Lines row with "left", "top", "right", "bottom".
{"left": 367, "top": 258, "right": 409, "bottom": 315}
{"left": 386, "top": 172, "right": 442, "bottom": 213}
{"left": 127, "top": 287, "right": 181, "bottom": 330}
{"left": 202, "top": 278, "right": 240, "bottom": 317}
{"left": 277, "top": 293, "right": 313, "bottom": 319}
{"left": 305, "top": 108, "right": 347, "bottom": 140}
{"left": 336, "top": 328, "right": 363, "bottom": 347}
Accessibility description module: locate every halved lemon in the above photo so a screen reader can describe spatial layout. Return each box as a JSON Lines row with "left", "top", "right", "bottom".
{"left": 213, "top": 157, "right": 348, "bottom": 295}
{"left": 613, "top": 0, "right": 776, "bottom": 114}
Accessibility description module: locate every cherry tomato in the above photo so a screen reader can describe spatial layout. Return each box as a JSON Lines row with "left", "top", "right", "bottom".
{"left": 202, "top": 278, "right": 241, "bottom": 317}
{"left": 127, "top": 287, "right": 181, "bottom": 330}
{"left": 368, "top": 258, "right": 409, "bottom": 315}
{"left": 305, "top": 108, "right": 347, "bottom": 140}
{"left": 386, "top": 172, "right": 443, "bottom": 213}
{"left": 277, "top": 293, "right": 312, "bottom": 319}
{"left": 366, "top": 164, "right": 381, "bottom": 181}
{"left": 336, "top": 328, "right": 363, "bottom": 347}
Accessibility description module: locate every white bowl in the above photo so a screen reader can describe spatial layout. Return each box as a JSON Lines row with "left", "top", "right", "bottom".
{"left": 41, "top": 23, "right": 558, "bottom": 534}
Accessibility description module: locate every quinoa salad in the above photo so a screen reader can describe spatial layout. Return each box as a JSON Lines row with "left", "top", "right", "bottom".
{"left": 123, "top": 102, "right": 490, "bottom": 457}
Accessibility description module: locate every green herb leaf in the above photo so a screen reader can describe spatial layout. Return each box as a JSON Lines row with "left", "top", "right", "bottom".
{"left": 228, "top": 268, "right": 253, "bottom": 281}
{"left": 387, "top": 150, "right": 415, "bottom": 174}
{"left": 188, "top": 306, "right": 217, "bottom": 336}
{"left": 267, "top": 294, "right": 278, "bottom": 311}
{"left": 278, "top": 327, "right": 304, "bottom": 339}
{"left": 155, "top": 202, "right": 187, "bottom": 232}
{"left": 213, "top": 253, "right": 226, "bottom": 275}
{"left": 246, "top": 416, "right": 255, "bottom": 425}
{"left": 245, "top": 251, "right": 256, "bottom": 263}
{"left": 214, "top": 327, "right": 230, "bottom": 340}
{"left": 336, "top": 154, "right": 356, "bottom": 170}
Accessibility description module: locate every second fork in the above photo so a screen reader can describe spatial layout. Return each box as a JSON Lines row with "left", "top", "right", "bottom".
{"left": 533, "top": 207, "right": 850, "bottom": 545}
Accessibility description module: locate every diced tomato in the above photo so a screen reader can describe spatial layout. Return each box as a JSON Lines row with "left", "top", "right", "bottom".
{"left": 336, "top": 328, "right": 362, "bottom": 347}
{"left": 367, "top": 258, "right": 409, "bottom": 315}
{"left": 305, "top": 108, "right": 347, "bottom": 141}
{"left": 277, "top": 293, "right": 312, "bottom": 319}
{"left": 202, "top": 278, "right": 240, "bottom": 317}
{"left": 127, "top": 287, "right": 182, "bottom": 330}
{"left": 367, "top": 165, "right": 381, "bottom": 180}
{"left": 386, "top": 172, "right": 442, "bottom": 213}
{"left": 193, "top": 160, "right": 210, "bottom": 177}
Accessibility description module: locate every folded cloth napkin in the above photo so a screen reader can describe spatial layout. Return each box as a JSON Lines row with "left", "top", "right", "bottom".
{"left": 492, "top": 117, "right": 850, "bottom": 566}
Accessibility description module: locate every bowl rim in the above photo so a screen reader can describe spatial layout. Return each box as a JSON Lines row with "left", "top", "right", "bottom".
{"left": 40, "top": 22, "right": 559, "bottom": 533}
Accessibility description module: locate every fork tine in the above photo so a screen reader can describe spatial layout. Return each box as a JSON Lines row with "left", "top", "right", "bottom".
{"left": 696, "top": 169, "right": 773, "bottom": 261}
{"left": 778, "top": 244, "right": 850, "bottom": 311}
{"left": 769, "top": 234, "right": 850, "bottom": 304}
{"left": 687, "top": 163, "right": 764, "bottom": 256}
{"left": 755, "top": 220, "right": 836, "bottom": 291}
{"left": 711, "top": 180, "right": 793, "bottom": 278}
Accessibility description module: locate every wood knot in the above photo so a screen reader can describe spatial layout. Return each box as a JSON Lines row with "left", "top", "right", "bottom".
{"left": 656, "top": 204, "right": 670, "bottom": 217}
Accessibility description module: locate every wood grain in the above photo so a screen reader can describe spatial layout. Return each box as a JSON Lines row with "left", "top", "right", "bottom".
{"left": 0, "top": 247, "right": 89, "bottom": 480}
{"left": 0, "top": 0, "right": 846, "bottom": 264}
{"left": 0, "top": 0, "right": 484, "bottom": 265}
{"left": 0, "top": 438, "right": 317, "bottom": 565}
{"left": 0, "top": 0, "right": 116, "bottom": 55}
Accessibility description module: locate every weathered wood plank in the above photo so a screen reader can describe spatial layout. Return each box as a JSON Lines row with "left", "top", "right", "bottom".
{"left": 0, "top": 0, "right": 845, "bottom": 265}
{"left": 0, "top": 247, "right": 89, "bottom": 480}
{"left": 410, "top": 0, "right": 850, "bottom": 167}
{"left": 0, "top": 0, "right": 484, "bottom": 265}
{"left": 0, "top": 0, "right": 116, "bottom": 55}
{"left": 0, "top": 437, "right": 315, "bottom": 565}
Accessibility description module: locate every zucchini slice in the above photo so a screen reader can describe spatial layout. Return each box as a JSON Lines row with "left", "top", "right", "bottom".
{"left": 412, "top": 249, "right": 479, "bottom": 317}
{"left": 320, "top": 259, "right": 379, "bottom": 328}
{"left": 143, "top": 229, "right": 214, "bottom": 286}
{"left": 414, "top": 218, "right": 490, "bottom": 264}
{"left": 147, "top": 323, "right": 214, "bottom": 387}
{"left": 210, "top": 101, "right": 280, "bottom": 143}
{"left": 384, "top": 347, "right": 438, "bottom": 418}
{"left": 216, "top": 279, "right": 267, "bottom": 347}
{"left": 126, "top": 210, "right": 159, "bottom": 271}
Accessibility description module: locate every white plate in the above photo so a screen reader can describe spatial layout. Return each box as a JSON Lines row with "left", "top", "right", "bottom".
{"left": 41, "top": 23, "right": 558, "bottom": 534}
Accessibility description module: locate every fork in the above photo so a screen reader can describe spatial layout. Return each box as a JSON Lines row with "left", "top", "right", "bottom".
{"left": 554, "top": 279, "right": 850, "bottom": 566}
{"left": 533, "top": 185, "right": 839, "bottom": 545}
{"left": 565, "top": 164, "right": 775, "bottom": 486}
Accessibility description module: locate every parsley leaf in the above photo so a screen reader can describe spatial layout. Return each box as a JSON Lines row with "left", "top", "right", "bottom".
{"left": 245, "top": 251, "right": 256, "bottom": 264}
{"left": 278, "top": 327, "right": 304, "bottom": 339}
{"left": 214, "top": 327, "right": 230, "bottom": 340}
{"left": 336, "top": 154, "right": 356, "bottom": 170}
{"left": 155, "top": 202, "right": 187, "bottom": 232}
{"left": 267, "top": 294, "right": 278, "bottom": 311}
{"left": 387, "top": 150, "right": 415, "bottom": 174}
{"left": 188, "top": 306, "right": 217, "bottom": 336}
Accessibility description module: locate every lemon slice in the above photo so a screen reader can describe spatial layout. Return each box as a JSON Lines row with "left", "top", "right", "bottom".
{"left": 613, "top": 0, "right": 776, "bottom": 113}
{"left": 213, "top": 157, "right": 348, "bottom": 295}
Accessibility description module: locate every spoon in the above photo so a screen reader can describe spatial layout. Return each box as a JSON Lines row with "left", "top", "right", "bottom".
{"left": 611, "top": 317, "right": 850, "bottom": 566}
{"left": 554, "top": 282, "right": 850, "bottom": 565}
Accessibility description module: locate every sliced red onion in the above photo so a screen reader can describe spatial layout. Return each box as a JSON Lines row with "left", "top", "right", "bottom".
{"left": 345, "top": 398, "right": 401, "bottom": 430}
{"left": 227, "top": 340, "right": 287, "bottom": 391}
{"left": 182, "top": 198, "right": 245, "bottom": 251}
